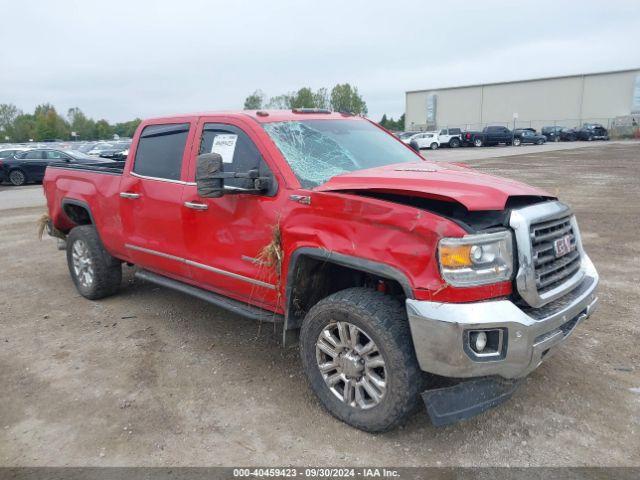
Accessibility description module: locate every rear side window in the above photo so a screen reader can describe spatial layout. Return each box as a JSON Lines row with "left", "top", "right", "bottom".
{"left": 133, "top": 123, "right": 190, "bottom": 180}
{"left": 199, "top": 123, "right": 271, "bottom": 189}
{"left": 24, "top": 150, "right": 44, "bottom": 159}
{"left": 449, "top": 128, "right": 461, "bottom": 135}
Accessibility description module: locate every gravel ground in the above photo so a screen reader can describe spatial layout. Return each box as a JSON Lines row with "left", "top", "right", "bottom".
{"left": 0, "top": 142, "right": 639, "bottom": 467}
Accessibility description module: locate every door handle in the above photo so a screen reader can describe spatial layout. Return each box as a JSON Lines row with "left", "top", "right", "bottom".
{"left": 120, "top": 192, "right": 141, "bottom": 199}
{"left": 184, "top": 201, "right": 208, "bottom": 211}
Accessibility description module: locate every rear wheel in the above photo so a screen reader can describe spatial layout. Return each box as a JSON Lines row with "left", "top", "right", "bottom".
{"left": 9, "top": 169, "right": 27, "bottom": 186}
{"left": 66, "top": 225, "right": 122, "bottom": 300}
{"left": 300, "top": 288, "right": 421, "bottom": 433}
{"left": 536, "top": 139, "right": 544, "bottom": 145}
{"left": 513, "top": 138, "right": 521, "bottom": 146}
{"left": 449, "top": 137, "right": 460, "bottom": 148}
{"left": 473, "top": 138, "right": 483, "bottom": 147}
{"left": 430, "top": 142, "right": 438, "bottom": 150}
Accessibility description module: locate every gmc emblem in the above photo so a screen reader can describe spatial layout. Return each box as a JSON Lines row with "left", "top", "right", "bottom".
{"left": 553, "top": 234, "right": 575, "bottom": 258}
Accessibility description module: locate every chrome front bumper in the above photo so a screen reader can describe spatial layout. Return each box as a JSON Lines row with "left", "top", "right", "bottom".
{"left": 406, "top": 254, "right": 599, "bottom": 379}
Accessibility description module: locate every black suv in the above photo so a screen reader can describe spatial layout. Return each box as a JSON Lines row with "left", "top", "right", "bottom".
{"left": 576, "top": 123, "right": 609, "bottom": 141}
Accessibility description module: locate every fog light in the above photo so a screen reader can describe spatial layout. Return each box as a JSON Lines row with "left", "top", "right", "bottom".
{"left": 472, "top": 331, "right": 487, "bottom": 352}
{"left": 466, "top": 329, "right": 505, "bottom": 358}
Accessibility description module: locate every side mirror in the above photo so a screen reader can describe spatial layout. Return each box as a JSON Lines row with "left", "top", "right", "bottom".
{"left": 196, "top": 152, "right": 224, "bottom": 198}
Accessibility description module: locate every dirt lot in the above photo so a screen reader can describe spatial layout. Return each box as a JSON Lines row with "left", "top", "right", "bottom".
{"left": 1, "top": 142, "right": 639, "bottom": 467}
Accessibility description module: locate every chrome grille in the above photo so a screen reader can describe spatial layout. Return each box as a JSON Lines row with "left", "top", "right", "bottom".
{"left": 510, "top": 201, "right": 586, "bottom": 308}
{"left": 530, "top": 215, "right": 581, "bottom": 294}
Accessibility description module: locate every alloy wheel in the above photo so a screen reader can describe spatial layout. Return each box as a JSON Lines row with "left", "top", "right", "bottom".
{"left": 72, "top": 239, "right": 94, "bottom": 288}
{"left": 9, "top": 170, "right": 26, "bottom": 186}
{"left": 316, "top": 321, "right": 387, "bottom": 409}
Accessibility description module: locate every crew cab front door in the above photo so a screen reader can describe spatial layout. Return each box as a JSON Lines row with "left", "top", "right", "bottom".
{"left": 180, "top": 119, "right": 284, "bottom": 310}
{"left": 119, "top": 120, "right": 195, "bottom": 280}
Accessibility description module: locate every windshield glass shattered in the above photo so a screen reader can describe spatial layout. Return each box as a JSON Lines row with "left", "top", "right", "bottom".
{"left": 263, "top": 119, "right": 420, "bottom": 188}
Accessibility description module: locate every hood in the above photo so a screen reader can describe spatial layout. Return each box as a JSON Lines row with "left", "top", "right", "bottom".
{"left": 314, "top": 161, "right": 552, "bottom": 211}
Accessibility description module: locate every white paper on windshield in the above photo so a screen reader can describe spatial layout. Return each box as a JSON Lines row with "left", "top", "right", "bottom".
{"left": 211, "top": 134, "right": 238, "bottom": 163}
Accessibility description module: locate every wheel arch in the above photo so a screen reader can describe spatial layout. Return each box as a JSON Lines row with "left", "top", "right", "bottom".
{"left": 283, "top": 247, "right": 414, "bottom": 342}
{"left": 62, "top": 198, "right": 95, "bottom": 227}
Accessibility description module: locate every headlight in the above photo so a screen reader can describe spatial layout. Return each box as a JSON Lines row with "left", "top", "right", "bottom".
{"left": 438, "top": 230, "right": 513, "bottom": 287}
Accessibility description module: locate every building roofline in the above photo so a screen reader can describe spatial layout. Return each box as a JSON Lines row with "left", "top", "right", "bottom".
{"left": 405, "top": 67, "right": 640, "bottom": 95}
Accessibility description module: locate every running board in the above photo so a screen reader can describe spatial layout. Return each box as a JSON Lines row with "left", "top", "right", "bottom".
{"left": 135, "top": 269, "right": 283, "bottom": 323}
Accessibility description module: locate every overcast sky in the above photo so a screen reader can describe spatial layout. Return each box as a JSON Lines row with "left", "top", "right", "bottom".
{"left": 1, "top": 0, "right": 638, "bottom": 123}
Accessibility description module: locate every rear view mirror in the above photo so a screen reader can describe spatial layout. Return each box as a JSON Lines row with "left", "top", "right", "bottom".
{"left": 196, "top": 152, "right": 224, "bottom": 198}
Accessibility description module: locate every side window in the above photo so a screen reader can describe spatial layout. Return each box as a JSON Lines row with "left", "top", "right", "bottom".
{"left": 439, "top": 129, "right": 446, "bottom": 135}
{"left": 46, "top": 150, "right": 64, "bottom": 159}
{"left": 199, "top": 123, "right": 271, "bottom": 189}
{"left": 133, "top": 123, "right": 190, "bottom": 180}
{"left": 24, "top": 150, "right": 44, "bottom": 159}
{"left": 450, "top": 128, "right": 461, "bottom": 135}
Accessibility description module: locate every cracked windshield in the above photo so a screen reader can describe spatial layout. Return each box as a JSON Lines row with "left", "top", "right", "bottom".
{"left": 263, "top": 119, "right": 421, "bottom": 188}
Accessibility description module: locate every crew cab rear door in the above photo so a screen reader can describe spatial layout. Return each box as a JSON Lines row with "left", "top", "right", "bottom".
{"left": 180, "top": 117, "right": 285, "bottom": 310}
{"left": 119, "top": 119, "right": 196, "bottom": 279}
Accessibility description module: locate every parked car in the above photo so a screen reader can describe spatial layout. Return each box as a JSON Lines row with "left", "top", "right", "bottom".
{"left": 42, "top": 110, "right": 599, "bottom": 432}
{"left": 541, "top": 126, "right": 563, "bottom": 142}
{"left": 76, "top": 143, "right": 98, "bottom": 153}
{"left": 576, "top": 123, "right": 609, "bottom": 141}
{"left": 397, "top": 131, "right": 421, "bottom": 144}
{"left": 112, "top": 148, "right": 129, "bottom": 161}
{"left": 87, "top": 142, "right": 118, "bottom": 156}
{"left": 461, "top": 125, "right": 515, "bottom": 147}
{"left": 514, "top": 129, "right": 546, "bottom": 145}
{"left": 1, "top": 148, "right": 111, "bottom": 186}
{"left": 436, "top": 128, "right": 462, "bottom": 148}
{"left": 409, "top": 132, "right": 439, "bottom": 150}
{"left": 93, "top": 141, "right": 131, "bottom": 159}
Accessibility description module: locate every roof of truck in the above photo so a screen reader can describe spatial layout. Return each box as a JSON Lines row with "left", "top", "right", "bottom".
{"left": 143, "top": 110, "right": 360, "bottom": 124}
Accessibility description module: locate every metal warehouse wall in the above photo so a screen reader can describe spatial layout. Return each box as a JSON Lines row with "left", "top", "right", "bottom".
{"left": 405, "top": 69, "right": 640, "bottom": 131}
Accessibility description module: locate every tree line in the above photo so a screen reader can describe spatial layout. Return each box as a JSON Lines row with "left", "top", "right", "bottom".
{"left": 244, "top": 84, "right": 404, "bottom": 131}
{"left": 0, "top": 103, "right": 141, "bottom": 143}
{"left": 244, "top": 83, "right": 368, "bottom": 115}
{"left": 2, "top": 87, "right": 404, "bottom": 143}
{"left": 378, "top": 113, "right": 405, "bottom": 132}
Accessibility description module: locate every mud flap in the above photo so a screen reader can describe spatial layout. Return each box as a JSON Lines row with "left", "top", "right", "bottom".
{"left": 422, "top": 377, "right": 522, "bottom": 427}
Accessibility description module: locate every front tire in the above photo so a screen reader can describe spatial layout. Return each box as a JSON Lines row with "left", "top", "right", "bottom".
{"left": 473, "top": 138, "right": 483, "bottom": 147}
{"left": 9, "top": 169, "right": 27, "bottom": 186}
{"left": 513, "top": 138, "right": 521, "bottom": 146}
{"left": 300, "top": 288, "right": 421, "bottom": 433}
{"left": 66, "top": 225, "right": 122, "bottom": 300}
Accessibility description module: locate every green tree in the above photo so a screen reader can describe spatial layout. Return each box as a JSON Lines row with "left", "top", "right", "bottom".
{"left": 33, "top": 104, "right": 69, "bottom": 140}
{"left": 379, "top": 114, "right": 389, "bottom": 129}
{"left": 67, "top": 107, "right": 96, "bottom": 140}
{"left": 12, "top": 114, "right": 36, "bottom": 142}
{"left": 0, "top": 103, "right": 21, "bottom": 141}
{"left": 113, "top": 118, "right": 142, "bottom": 138}
{"left": 266, "top": 93, "right": 294, "bottom": 109}
{"left": 290, "top": 87, "right": 316, "bottom": 109}
{"left": 330, "top": 83, "right": 368, "bottom": 115}
{"left": 94, "top": 119, "right": 112, "bottom": 139}
{"left": 243, "top": 90, "right": 265, "bottom": 110}
{"left": 313, "top": 88, "right": 329, "bottom": 109}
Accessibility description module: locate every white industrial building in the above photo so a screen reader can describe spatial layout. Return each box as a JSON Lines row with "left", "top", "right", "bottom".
{"left": 405, "top": 68, "right": 640, "bottom": 131}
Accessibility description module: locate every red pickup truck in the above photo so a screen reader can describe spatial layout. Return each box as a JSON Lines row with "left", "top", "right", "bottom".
{"left": 43, "top": 109, "right": 599, "bottom": 432}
